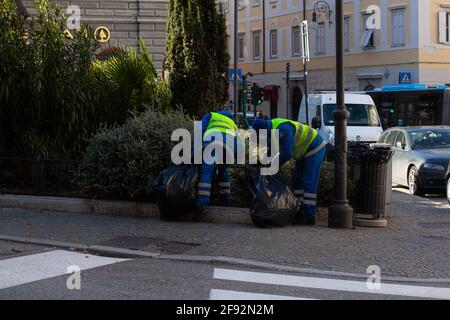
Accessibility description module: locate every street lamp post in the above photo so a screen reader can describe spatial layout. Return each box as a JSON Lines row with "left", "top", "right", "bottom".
{"left": 233, "top": 0, "right": 249, "bottom": 119}
{"left": 328, "top": 0, "right": 353, "bottom": 229}
{"left": 302, "top": 0, "right": 309, "bottom": 124}
{"left": 233, "top": 0, "right": 239, "bottom": 120}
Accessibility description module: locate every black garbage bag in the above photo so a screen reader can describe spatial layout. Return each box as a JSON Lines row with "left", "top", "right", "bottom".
{"left": 247, "top": 166, "right": 299, "bottom": 228}
{"left": 153, "top": 165, "right": 199, "bottom": 220}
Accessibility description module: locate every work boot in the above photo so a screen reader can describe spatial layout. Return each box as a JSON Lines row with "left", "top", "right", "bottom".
{"left": 292, "top": 212, "right": 316, "bottom": 226}
{"left": 192, "top": 206, "right": 207, "bottom": 222}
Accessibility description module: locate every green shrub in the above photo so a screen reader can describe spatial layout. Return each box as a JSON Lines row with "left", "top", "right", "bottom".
{"left": 0, "top": 0, "right": 100, "bottom": 158}
{"left": 92, "top": 39, "right": 163, "bottom": 125}
{"left": 79, "top": 109, "right": 193, "bottom": 199}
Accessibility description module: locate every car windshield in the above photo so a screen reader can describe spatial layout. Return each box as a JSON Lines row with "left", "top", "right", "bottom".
{"left": 409, "top": 129, "right": 450, "bottom": 150}
{"left": 323, "top": 104, "right": 380, "bottom": 127}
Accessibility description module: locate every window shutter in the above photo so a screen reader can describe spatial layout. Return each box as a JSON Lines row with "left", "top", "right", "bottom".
{"left": 439, "top": 11, "right": 448, "bottom": 44}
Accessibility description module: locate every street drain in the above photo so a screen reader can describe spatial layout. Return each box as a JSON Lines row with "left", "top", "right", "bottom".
{"left": 98, "top": 236, "right": 201, "bottom": 254}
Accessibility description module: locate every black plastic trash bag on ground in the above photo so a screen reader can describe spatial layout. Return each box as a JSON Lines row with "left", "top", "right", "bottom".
{"left": 153, "top": 165, "right": 199, "bottom": 220}
{"left": 246, "top": 166, "right": 299, "bottom": 228}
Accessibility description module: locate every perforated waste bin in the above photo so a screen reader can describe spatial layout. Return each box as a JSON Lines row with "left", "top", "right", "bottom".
{"left": 348, "top": 143, "right": 393, "bottom": 227}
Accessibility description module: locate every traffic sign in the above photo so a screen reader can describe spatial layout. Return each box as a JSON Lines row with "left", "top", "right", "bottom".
{"left": 229, "top": 68, "right": 242, "bottom": 82}
{"left": 399, "top": 72, "right": 412, "bottom": 84}
{"left": 300, "top": 20, "right": 310, "bottom": 64}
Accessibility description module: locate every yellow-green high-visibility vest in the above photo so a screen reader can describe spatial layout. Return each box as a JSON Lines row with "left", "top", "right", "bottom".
{"left": 271, "top": 118, "right": 318, "bottom": 159}
{"left": 203, "top": 112, "right": 238, "bottom": 139}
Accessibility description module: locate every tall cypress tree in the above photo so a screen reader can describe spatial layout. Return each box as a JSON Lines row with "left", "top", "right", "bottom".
{"left": 166, "top": 0, "right": 230, "bottom": 118}
{"left": 215, "top": 4, "right": 231, "bottom": 105}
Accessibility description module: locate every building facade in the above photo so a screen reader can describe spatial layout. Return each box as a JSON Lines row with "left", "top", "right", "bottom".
{"left": 224, "top": 0, "right": 450, "bottom": 118}
{"left": 21, "top": 0, "right": 168, "bottom": 71}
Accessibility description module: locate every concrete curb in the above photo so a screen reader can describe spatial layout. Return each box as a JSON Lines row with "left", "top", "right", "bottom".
{"left": 0, "top": 194, "right": 252, "bottom": 224}
{"left": 0, "top": 194, "right": 331, "bottom": 224}
{"left": 1, "top": 233, "right": 449, "bottom": 284}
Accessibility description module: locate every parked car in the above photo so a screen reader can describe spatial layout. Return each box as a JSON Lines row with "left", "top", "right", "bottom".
{"left": 378, "top": 126, "right": 450, "bottom": 196}
{"left": 446, "top": 164, "right": 450, "bottom": 204}
{"left": 299, "top": 92, "right": 384, "bottom": 146}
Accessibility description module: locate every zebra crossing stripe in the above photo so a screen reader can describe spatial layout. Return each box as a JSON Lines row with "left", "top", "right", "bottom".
{"left": 213, "top": 268, "right": 450, "bottom": 300}
{"left": 0, "top": 250, "right": 128, "bottom": 290}
{"left": 210, "top": 289, "right": 316, "bottom": 300}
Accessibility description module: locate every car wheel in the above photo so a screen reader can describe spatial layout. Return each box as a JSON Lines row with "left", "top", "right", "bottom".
{"left": 408, "top": 166, "right": 424, "bottom": 196}
{"left": 447, "top": 177, "right": 450, "bottom": 205}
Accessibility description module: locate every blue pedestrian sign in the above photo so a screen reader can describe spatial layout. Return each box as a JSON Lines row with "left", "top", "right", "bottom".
{"left": 399, "top": 72, "right": 413, "bottom": 84}
{"left": 229, "top": 68, "right": 242, "bottom": 82}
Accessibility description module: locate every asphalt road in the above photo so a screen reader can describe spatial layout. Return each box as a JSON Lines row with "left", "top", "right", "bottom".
{"left": 0, "top": 243, "right": 449, "bottom": 300}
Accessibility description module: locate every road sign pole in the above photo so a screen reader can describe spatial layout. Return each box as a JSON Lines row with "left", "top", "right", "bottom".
{"left": 286, "top": 62, "right": 290, "bottom": 119}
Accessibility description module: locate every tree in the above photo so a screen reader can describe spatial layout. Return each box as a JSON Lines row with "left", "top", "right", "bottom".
{"left": 166, "top": 0, "right": 230, "bottom": 118}
{"left": 199, "top": 1, "right": 230, "bottom": 106}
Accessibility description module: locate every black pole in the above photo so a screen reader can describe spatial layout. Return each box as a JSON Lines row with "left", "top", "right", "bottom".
{"left": 233, "top": 0, "right": 238, "bottom": 119}
{"left": 286, "top": 62, "right": 290, "bottom": 119}
{"left": 328, "top": 0, "right": 353, "bottom": 229}
{"left": 303, "top": 0, "right": 309, "bottom": 124}
{"left": 262, "top": 0, "right": 266, "bottom": 73}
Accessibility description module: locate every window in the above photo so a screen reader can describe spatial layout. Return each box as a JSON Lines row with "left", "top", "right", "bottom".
{"left": 385, "top": 131, "right": 399, "bottom": 147}
{"left": 238, "top": 33, "right": 245, "bottom": 60}
{"left": 344, "top": 17, "right": 350, "bottom": 51}
{"left": 221, "top": 0, "right": 229, "bottom": 13}
{"left": 252, "top": 31, "right": 261, "bottom": 60}
{"left": 323, "top": 104, "right": 381, "bottom": 127}
{"left": 394, "top": 131, "right": 407, "bottom": 149}
{"left": 438, "top": 11, "right": 450, "bottom": 44}
{"left": 409, "top": 129, "right": 450, "bottom": 150}
{"left": 253, "top": 0, "right": 260, "bottom": 6}
{"left": 292, "top": 26, "right": 301, "bottom": 56}
{"left": 392, "top": 9, "right": 405, "bottom": 46}
{"left": 360, "top": 13, "right": 375, "bottom": 48}
{"left": 315, "top": 23, "right": 326, "bottom": 54}
{"left": 270, "top": 30, "right": 278, "bottom": 58}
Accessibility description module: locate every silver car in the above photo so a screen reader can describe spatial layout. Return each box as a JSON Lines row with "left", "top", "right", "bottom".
{"left": 378, "top": 126, "right": 450, "bottom": 196}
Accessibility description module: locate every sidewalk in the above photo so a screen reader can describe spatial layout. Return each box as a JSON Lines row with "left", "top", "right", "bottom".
{"left": 0, "top": 189, "right": 449, "bottom": 279}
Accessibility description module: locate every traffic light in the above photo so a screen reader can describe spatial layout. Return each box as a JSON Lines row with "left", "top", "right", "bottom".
{"left": 251, "top": 83, "right": 264, "bottom": 106}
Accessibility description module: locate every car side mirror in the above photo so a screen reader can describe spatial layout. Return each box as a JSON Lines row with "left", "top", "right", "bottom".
{"left": 311, "top": 117, "right": 321, "bottom": 130}
{"left": 396, "top": 141, "right": 406, "bottom": 150}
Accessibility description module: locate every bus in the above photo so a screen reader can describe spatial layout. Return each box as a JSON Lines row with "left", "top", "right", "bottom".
{"left": 367, "top": 84, "right": 450, "bottom": 129}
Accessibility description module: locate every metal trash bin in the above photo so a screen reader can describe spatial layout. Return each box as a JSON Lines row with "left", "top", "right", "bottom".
{"left": 349, "top": 143, "right": 393, "bottom": 228}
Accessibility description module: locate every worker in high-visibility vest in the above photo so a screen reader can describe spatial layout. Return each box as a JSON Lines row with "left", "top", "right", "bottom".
{"left": 194, "top": 110, "right": 238, "bottom": 216}
{"left": 252, "top": 118, "right": 326, "bottom": 225}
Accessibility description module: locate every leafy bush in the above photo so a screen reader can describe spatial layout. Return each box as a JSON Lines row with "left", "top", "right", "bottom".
{"left": 92, "top": 39, "right": 172, "bottom": 125}
{"left": 79, "top": 109, "right": 193, "bottom": 199}
{"left": 0, "top": 0, "right": 100, "bottom": 158}
{"left": 1, "top": 0, "right": 173, "bottom": 159}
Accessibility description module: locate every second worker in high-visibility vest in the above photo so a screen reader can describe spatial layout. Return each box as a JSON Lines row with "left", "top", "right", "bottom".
{"left": 194, "top": 110, "right": 239, "bottom": 217}
{"left": 252, "top": 118, "right": 326, "bottom": 225}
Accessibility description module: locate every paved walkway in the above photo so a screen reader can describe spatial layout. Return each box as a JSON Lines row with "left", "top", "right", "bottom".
{"left": 0, "top": 188, "right": 448, "bottom": 279}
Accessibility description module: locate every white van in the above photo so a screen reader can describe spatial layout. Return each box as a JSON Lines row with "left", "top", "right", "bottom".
{"left": 298, "top": 92, "right": 384, "bottom": 145}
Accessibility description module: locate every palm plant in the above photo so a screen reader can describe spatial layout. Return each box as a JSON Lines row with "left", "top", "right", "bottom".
{"left": 93, "top": 39, "right": 158, "bottom": 123}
